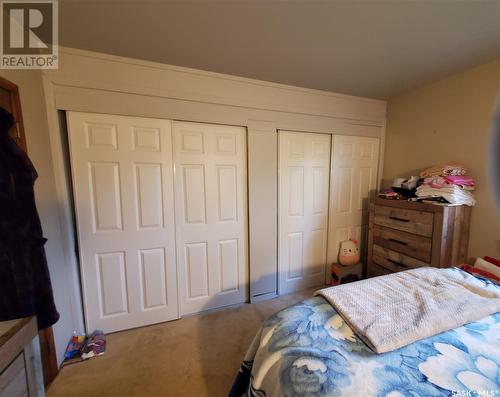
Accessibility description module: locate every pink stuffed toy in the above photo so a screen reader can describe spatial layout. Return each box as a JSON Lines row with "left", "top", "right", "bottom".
{"left": 338, "top": 239, "right": 360, "bottom": 266}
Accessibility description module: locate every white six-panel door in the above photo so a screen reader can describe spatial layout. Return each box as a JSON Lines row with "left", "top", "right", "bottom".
{"left": 67, "top": 112, "right": 179, "bottom": 333}
{"left": 327, "top": 135, "right": 380, "bottom": 266}
{"left": 173, "top": 121, "right": 248, "bottom": 315}
{"left": 278, "top": 131, "right": 331, "bottom": 294}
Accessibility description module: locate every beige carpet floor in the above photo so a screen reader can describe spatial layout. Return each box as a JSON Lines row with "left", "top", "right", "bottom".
{"left": 47, "top": 288, "right": 316, "bottom": 397}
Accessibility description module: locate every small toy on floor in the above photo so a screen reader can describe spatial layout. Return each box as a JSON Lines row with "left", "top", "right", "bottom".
{"left": 81, "top": 330, "right": 106, "bottom": 359}
{"left": 64, "top": 332, "right": 86, "bottom": 361}
{"left": 62, "top": 330, "right": 106, "bottom": 366}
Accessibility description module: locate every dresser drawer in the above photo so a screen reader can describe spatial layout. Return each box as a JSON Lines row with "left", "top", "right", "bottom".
{"left": 372, "top": 244, "right": 429, "bottom": 273}
{"left": 367, "top": 199, "right": 471, "bottom": 278}
{"left": 366, "top": 262, "right": 392, "bottom": 278}
{"left": 373, "top": 205, "right": 434, "bottom": 237}
{"left": 0, "top": 354, "right": 28, "bottom": 397}
{"left": 372, "top": 225, "right": 432, "bottom": 262}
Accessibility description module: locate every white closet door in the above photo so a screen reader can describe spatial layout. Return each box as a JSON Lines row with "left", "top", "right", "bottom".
{"left": 67, "top": 112, "right": 178, "bottom": 333}
{"left": 278, "top": 131, "right": 331, "bottom": 294}
{"left": 327, "top": 135, "right": 380, "bottom": 266}
{"left": 173, "top": 121, "right": 248, "bottom": 315}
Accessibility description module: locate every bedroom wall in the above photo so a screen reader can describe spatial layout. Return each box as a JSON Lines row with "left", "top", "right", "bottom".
{"left": 383, "top": 59, "right": 500, "bottom": 260}
{"left": 0, "top": 70, "right": 84, "bottom": 365}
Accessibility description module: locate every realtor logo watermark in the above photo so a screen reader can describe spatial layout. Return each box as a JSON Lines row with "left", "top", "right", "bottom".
{"left": 1, "top": 0, "right": 58, "bottom": 69}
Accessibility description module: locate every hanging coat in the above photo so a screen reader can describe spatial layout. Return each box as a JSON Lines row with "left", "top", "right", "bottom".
{"left": 0, "top": 131, "right": 59, "bottom": 330}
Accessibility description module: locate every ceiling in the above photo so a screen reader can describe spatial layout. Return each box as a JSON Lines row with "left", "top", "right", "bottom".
{"left": 59, "top": 1, "right": 500, "bottom": 99}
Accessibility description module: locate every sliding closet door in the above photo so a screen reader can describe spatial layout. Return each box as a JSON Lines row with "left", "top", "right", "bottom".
{"left": 279, "top": 131, "right": 331, "bottom": 294}
{"left": 327, "top": 135, "right": 380, "bottom": 265}
{"left": 173, "top": 121, "right": 248, "bottom": 315}
{"left": 67, "top": 112, "right": 178, "bottom": 333}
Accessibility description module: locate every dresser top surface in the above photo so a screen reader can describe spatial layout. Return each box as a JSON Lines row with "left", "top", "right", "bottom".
{"left": 372, "top": 197, "right": 455, "bottom": 213}
{"left": 0, "top": 320, "right": 21, "bottom": 338}
{"left": 0, "top": 317, "right": 34, "bottom": 351}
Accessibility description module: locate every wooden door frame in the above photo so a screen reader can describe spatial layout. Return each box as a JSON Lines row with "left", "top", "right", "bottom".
{"left": 0, "top": 76, "right": 27, "bottom": 151}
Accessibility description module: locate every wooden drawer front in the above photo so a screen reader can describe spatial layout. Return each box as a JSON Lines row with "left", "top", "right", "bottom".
{"left": 0, "top": 354, "right": 28, "bottom": 397}
{"left": 373, "top": 225, "right": 432, "bottom": 262}
{"left": 373, "top": 205, "right": 434, "bottom": 237}
{"left": 372, "top": 244, "right": 429, "bottom": 273}
{"left": 367, "top": 263, "right": 392, "bottom": 278}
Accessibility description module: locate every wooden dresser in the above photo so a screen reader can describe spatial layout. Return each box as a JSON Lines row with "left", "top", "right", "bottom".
{"left": 366, "top": 198, "right": 471, "bottom": 277}
{"left": 0, "top": 318, "right": 44, "bottom": 397}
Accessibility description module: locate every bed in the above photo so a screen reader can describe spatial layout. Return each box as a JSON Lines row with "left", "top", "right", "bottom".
{"left": 229, "top": 268, "right": 500, "bottom": 397}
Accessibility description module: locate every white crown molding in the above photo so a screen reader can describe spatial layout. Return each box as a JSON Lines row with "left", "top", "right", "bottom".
{"left": 55, "top": 46, "right": 385, "bottom": 105}
{"left": 43, "top": 46, "right": 386, "bottom": 124}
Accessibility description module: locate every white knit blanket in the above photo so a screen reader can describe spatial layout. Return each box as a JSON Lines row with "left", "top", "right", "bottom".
{"left": 316, "top": 267, "right": 500, "bottom": 353}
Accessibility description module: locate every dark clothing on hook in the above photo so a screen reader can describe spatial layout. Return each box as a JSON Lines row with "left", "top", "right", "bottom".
{"left": 0, "top": 131, "right": 59, "bottom": 330}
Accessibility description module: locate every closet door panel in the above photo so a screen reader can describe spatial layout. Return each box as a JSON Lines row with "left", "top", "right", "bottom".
{"left": 279, "top": 131, "right": 331, "bottom": 294}
{"left": 67, "top": 112, "right": 178, "bottom": 333}
{"left": 328, "top": 135, "right": 380, "bottom": 267}
{"left": 174, "top": 121, "right": 248, "bottom": 315}
{"left": 134, "top": 163, "right": 163, "bottom": 229}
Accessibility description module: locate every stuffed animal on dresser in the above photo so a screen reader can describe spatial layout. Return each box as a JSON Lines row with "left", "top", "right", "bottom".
{"left": 338, "top": 239, "right": 360, "bottom": 266}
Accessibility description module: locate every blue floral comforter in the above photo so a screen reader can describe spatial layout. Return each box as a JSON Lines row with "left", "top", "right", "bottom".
{"left": 230, "top": 285, "right": 500, "bottom": 396}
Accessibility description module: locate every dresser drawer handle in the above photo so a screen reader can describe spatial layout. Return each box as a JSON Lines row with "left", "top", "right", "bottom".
{"left": 389, "top": 216, "right": 409, "bottom": 223}
{"left": 387, "top": 258, "right": 408, "bottom": 268}
{"left": 387, "top": 238, "right": 408, "bottom": 246}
